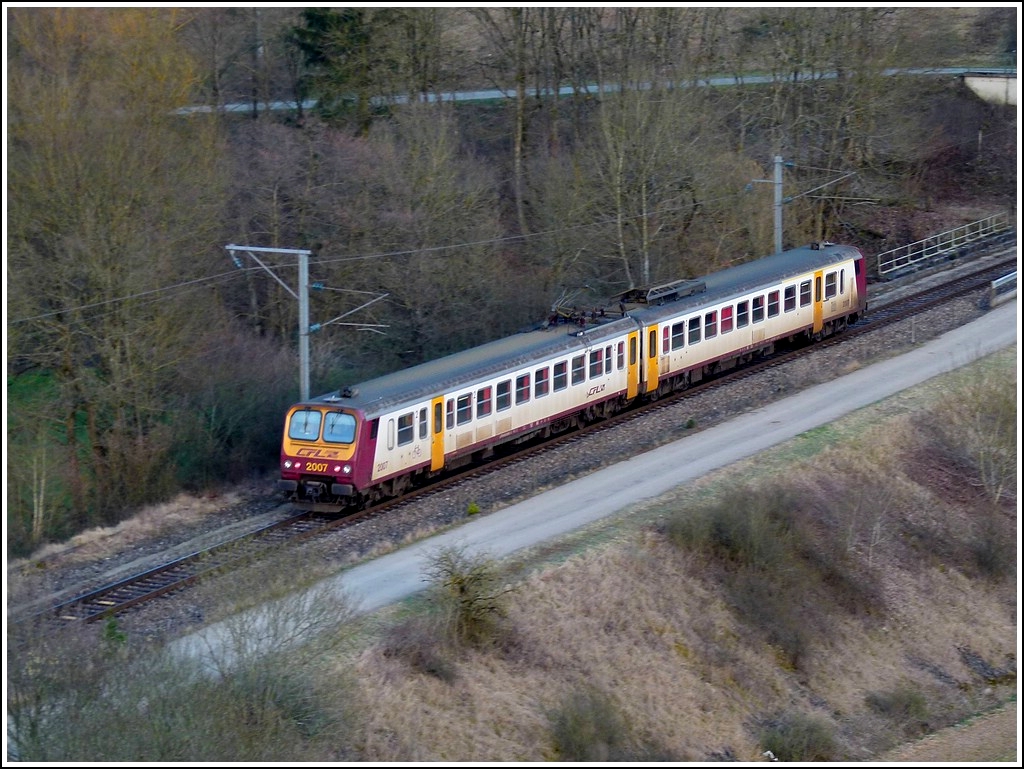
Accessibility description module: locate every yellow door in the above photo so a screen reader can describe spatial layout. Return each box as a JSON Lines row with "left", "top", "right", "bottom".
{"left": 430, "top": 396, "right": 445, "bottom": 471}
{"left": 626, "top": 331, "right": 640, "bottom": 399}
{"left": 813, "top": 271, "right": 824, "bottom": 335}
{"left": 644, "top": 325, "right": 659, "bottom": 394}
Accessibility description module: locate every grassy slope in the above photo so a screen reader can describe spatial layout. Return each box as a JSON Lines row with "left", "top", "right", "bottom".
{"left": 346, "top": 346, "right": 1018, "bottom": 762}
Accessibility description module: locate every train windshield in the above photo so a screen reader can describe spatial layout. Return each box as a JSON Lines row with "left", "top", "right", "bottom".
{"left": 323, "top": 411, "right": 357, "bottom": 444}
{"left": 288, "top": 409, "right": 323, "bottom": 441}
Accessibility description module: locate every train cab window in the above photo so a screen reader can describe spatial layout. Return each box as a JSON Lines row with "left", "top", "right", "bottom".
{"left": 800, "top": 280, "right": 811, "bottom": 307}
{"left": 497, "top": 380, "right": 512, "bottom": 411}
{"left": 662, "top": 327, "right": 670, "bottom": 355}
{"left": 572, "top": 355, "right": 586, "bottom": 385}
{"left": 515, "top": 374, "right": 531, "bottom": 404}
{"left": 419, "top": 408, "right": 428, "bottom": 440}
{"left": 535, "top": 367, "right": 550, "bottom": 397}
{"left": 477, "top": 386, "right": 492, "bottom": 417}
{"left": 554, "top": 361, "right": 568, "bottom": 391}
{"left": 752, "top": 295, "right": 765, "bottom": 323}
{"left": 721, "top": 306, "right": 733, "bottom": 334}
{"left": 456, "top": 394, "right": 473, "bottom": 425}
{"left": 397, "top": 412, "right": 415, "bottom": 446}
{"left": 704, "top": 310, "right": 717, "bottom": 339}
{"left": 589, "top": 349, "right": 604, "bottom": 378}
{"left": 784, "top": 285, "right": 797, "bottom": 312}
{"left": 617, "top": 341, "right": 625, "bottom": 370}
{"left": 629, "top": 336, "right": 637, "bottom": 366}
{"left": 323, "top": 411, "right": 356, "bottom": 444}
{"left": 446, "top": 399, "right": 455, "bottom": 429}
{"left": 737, "top": 300, "right": 749, "bottom": 328}
{"left": 825, "top": 271, "right": 837, "bottom": 299}
{"left": 767, "top": 290, "right": 780, "bottom": 318}
{"left": 288, "top": 409, "right": 322, "bottom": 441}
{"left": 688, "top": 316, "right": 701, "bottom": 345}
{"left": 671, "top": 321, "right": 685, "bottom": 350}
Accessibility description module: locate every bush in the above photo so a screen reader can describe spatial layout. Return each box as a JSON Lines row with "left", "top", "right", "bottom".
{"left": 759, "top": 711, "right": 837, "bottom": 762}
{"left": 422, "top": 545, "right": 515, "bottom": 648}
{"left": 547, "top": 686, "right": 631, "bottom": 762}
{"left": 866, "top": 682, "right": 930, "bottom": 737}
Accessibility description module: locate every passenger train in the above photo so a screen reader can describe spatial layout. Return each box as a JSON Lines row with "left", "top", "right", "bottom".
{"left": 278, "top": 242, "right": 868, "bottom": 510}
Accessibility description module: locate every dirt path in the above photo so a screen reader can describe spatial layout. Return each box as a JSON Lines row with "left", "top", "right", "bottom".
{"left": 874, "top": 701, "right": 1018, "bottom": 763}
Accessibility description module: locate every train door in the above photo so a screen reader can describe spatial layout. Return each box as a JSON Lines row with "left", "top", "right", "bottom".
{"left": 626, "top": 330, "right": 640, "bottom": 399}
{"left": 812, "top": 270, "right": 824, "bottom": 335}
{"left": 644, "top": 324, "right": 659, "bottom": 394}
{"left": 430, "top": 395, "right": 445, "bottom": 471}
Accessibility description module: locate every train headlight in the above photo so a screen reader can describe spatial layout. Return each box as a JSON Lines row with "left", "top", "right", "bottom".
{"left": 340, "top": 464, "right": 352, "bottom": 474}
{"left": 284, "top": 460, "right": 294, "bottom": 469}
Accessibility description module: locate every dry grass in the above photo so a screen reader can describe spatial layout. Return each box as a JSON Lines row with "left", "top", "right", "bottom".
{"left": 345, "top": 348, "right": 1017, "bottom": 762}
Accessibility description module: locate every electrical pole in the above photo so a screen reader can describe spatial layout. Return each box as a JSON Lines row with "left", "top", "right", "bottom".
{"left": 226, "top": 245, "right": 313, "bottom": 400}
{"left": 773, "top": 154, "right": 783, "bottom": 254}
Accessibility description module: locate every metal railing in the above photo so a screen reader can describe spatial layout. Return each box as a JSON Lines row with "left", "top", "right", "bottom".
{"left": 988, "top": 272, "right": 1017, "bottom": 307}
{"left": 876, "top": 211, "right": 1013, "bottom": 277}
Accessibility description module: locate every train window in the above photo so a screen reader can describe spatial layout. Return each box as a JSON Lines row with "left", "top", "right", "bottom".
{"left": 554, "top": 361, "right": 568, "bottom": 391}
{"left": 446, "top": 399, "right": 455, "bottom": 430}
{"left": 387, "top": 419, "right": 395, "bottom": 450}
{"left": 671, "top": 321, "right": 685, "bottom": 350}
{"left": 434, "top": 403, "right": 442, "bottom": 434}
{"left": 617, "top": 341, "right": 625, "bottom": 370}
{"left": 784, "top": 285, "right": 796, "bottom": 312}
{"left": 606, "top": 346, "right": 612, "bottom": 370}
{"left": 397, "top": 412, "right": 415, "bottom": 446}
{"left": 456, "top": 394, "right": 472, "bottom": 425}
{"left": 535, "top": 367, "right": 550, "bottom": 397}
{"left": 840, "top": 269, "right": 845, "bottom": 294}
{"left": 752, "top": 295, "right": 765, "bottom": 323}
{"left": 825, "top": 271, "right": 837, "bottom": 299}
{"left": 662, "top": 327, "right": 670, "bottom": 355}
{"left": 419, "top": 408, "right": 428, "bottom": 440}
{"left": 323, "top": 411, "right": 356, "bottom": 444}
{"left": 704, "top": 310, "right": 717, "bottom": 339}
{"left": 688, "top": 316, "right": 701, "bottom": 345}
{"left": 721, "top": 306, "right": 733, "bottom": 334}
{"left": 589, "top": 349, "right": 603, "bottom": 378}
{"left": 737, "top": 300, "right": 749, "bottom": 328}
{"left": 767, "top": 290, "right": 780, "bottom": 318}
{"left": 477, "top": 386, "right": 492, "bottom": 417}
{"left": 497, "top": 380, "right": 512, "bottom": 411}
{"left": 629, "top": 336, "right": 637, "bottom": 366}
{"left": 516, "top": 374, "right": 530, "bottom": 404}
{"left": 800, "top": 280, "right": 811, "bottom": 307}
{"left": 288, "top": 409, "right": 322, "bottom": 441}
{"left": 370, "top": 418, "right": 380, "bottom": 440}
{"left": 572, "top": 355, "right": 586, "bottom": 385}
{"left": 648, "top": 329, "right": 657, "bottom": 359}
{"left": 815, "top": 276, "right": 822, "bottom": 302}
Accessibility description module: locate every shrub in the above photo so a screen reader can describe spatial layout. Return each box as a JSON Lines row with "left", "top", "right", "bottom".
{"left": 547, "top": 686, "right": 631, "bottom": 762}
{"left": 866, "top": 682, "right": 930, "bottom": 737}
{"left": 759, "top": 711, "right": 837, "bottom": 762}
{"left": 379, "top": 614, "right": 458, "bottom": 682}
{"left": 422, "top": 545, "right": 516, "bottom": 648}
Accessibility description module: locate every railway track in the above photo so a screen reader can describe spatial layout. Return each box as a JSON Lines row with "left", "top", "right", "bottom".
{"left": 14, "top": 250, "right": 1016, "bottom": 630}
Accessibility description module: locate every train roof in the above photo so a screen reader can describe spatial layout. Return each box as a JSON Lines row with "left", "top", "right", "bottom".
{"left": 301, "top": 243, "right": 862, "bottom": 417}
{"left": 306, "top": 315, "right": 637, "bottom": 417}
{"left": 627, "top": 242, "right": 862, "bottom": 324}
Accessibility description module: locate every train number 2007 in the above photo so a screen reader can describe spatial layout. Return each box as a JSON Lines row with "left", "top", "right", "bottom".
{"left": 306, "top": 462, "right": 329, "bottom": 473}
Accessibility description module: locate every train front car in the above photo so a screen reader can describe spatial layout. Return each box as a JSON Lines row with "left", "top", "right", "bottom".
{"left": 279, "top": 393, "right": 366, "bottom": 510}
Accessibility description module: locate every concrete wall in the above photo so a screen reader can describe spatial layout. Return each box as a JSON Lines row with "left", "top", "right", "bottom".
{"left": 963, "top": 74, "right": 1017, "bottom": 105}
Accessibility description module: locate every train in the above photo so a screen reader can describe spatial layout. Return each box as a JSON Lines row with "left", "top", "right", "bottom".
{"left": 278, "top": 242, "right": 868, "bottom": 510}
